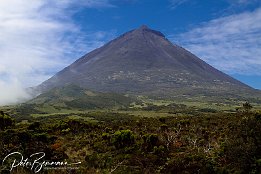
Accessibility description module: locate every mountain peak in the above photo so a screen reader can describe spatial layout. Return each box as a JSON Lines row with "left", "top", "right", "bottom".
{"left": 138, "top": 25, "right": 149, "bottom": 30}
{"left": 133, "top": 25, "right": 165, "bottom": 37}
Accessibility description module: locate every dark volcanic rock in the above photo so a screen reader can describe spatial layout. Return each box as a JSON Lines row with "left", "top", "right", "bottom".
{"left": 37, "top": 25, "right": 253, "bottom": 97}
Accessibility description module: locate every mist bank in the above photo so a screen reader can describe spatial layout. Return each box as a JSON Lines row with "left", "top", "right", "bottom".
{"left": 0, "top": 81, "right": 32, "bottom": 106}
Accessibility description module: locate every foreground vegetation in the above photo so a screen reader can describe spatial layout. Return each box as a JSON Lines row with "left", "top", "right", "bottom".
{"left": 0, "top": 102, "right": 260, "bottom": 174}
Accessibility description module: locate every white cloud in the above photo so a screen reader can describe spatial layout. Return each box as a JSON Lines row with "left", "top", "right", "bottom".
{"left": 170, "top": 8, "right": 261, "bottom": 75}
{"left": 169, "top": 0, "right": 189, "bottom": 9}
{"left": 0, "top": 0, "right": 114, "bottom": 106}
{"left": 228, "top": 0, "right": 260, "bottom": 5}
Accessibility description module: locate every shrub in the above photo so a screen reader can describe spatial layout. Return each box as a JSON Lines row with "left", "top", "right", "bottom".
{"left": 243, "top": 102, "right": 253, "bottom": 112}
{"left": 0, "top": 111, "right": 14, "bottom": 130}
{"left": 112, "top": 129, "right": 135, "bottom": 148}
{"left": 143, "top": 134, "right": 159, "bottom": 151}
{"left": 28, "top": 121, "right": 41, "bottom": 131}
{"left": 160, "top": 124, "right": 168, "bottom": 131}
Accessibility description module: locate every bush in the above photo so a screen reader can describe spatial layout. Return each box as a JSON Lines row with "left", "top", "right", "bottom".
{"left": 0, "top": 111, "right": 14, "bottom": 130}
{"left": 243, "top": 102, "right": 253, "bottom": 112}
{"left": 143, "top": 134, "right": 159, "bottom": 151}
{"left": 28, "top": 121, "right": 41, "bottom": 131}
{"left": 112, "top": 129, "right": 135, "bottom": 148}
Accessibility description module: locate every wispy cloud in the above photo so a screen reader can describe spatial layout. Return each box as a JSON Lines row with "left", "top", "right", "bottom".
{"left": 0, "top": 0, "right": 114, "bottom": 105}
{"left": 220, "top": 0, "right": 261, "bottom": 15}
{"left": 228, "top": 0, "right": 260, "bottom": 5}
{"left": 169, "top": 0, "right": 189, "bottom": 9}
{"left": 170, "top": 8, "right": 261, "bottom": 76}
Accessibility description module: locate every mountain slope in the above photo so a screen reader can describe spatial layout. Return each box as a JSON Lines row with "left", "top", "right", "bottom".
{"left": 37, "top": 25, "right": 255, "bottom": 98}
{"left": 29, "top": 85, "right": 135, "bottom": 110}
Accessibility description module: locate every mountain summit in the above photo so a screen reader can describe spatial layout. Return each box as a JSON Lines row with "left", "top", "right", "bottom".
{"left": 37, "top": 25, "right": 252, "bottom": 97}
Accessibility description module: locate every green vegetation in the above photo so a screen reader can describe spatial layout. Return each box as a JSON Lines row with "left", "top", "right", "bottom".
{"left": 31, "top": 85, "right": 135, "bottom": 109}
{"left": 0, "top": 111, "right": 14, "bottom": 130}
{"left": 8, "top": 85, "right": 260, "bottom": 120}
{"left": 243, "top": 101, "right": 253, "bottom": 112}
{"left": 0, "top": 102, "right": 260, "bottom": 173}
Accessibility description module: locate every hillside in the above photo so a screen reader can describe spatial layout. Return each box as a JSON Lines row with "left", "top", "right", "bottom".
{"left": 14, "top": 85, "right": 136, "bottom": 118}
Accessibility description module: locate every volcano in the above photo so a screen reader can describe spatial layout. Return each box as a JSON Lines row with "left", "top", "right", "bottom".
{"left": 37, "top": 25, "right": 253, "bottom": 98}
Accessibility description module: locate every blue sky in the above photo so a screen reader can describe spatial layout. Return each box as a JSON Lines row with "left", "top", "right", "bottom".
{"left": 0, "top": 0, "right": 261, "bottom": 104}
